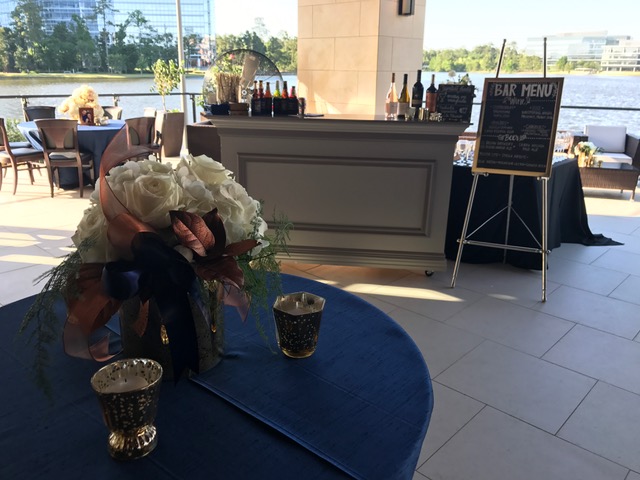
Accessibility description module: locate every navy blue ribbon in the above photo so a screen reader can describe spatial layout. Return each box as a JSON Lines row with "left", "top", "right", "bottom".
{"left": 102, "top": 231, "right": 208, "bottom": 379}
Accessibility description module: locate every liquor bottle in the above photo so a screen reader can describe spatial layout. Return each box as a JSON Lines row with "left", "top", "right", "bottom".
{"left": 272, "top": 80, "right": 282, "bottom": 115}
{"left": 398, "top": 73, "right": 410, "bottom": 119}
{"left": 425, "top": 74, "right": 438, "bottom": 114}
{"left": 411, "top": 70, "right": 424, "bottom": 119}
{"left": 288, "top": 85, "right": 298, "bottom": 115}
{"left": 264, "top": 82, "right": 272, "bottom": 116}
{"left": 385, "top": 73, "right": 399, "bottom": 120}
{"left": 256, "top": 80, "right": 265, "bottom": 115}
{"left": 282, "top": 80, "right": 289, "bottom": 99}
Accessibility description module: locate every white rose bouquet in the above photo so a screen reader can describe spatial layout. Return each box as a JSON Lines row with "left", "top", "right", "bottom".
{"left": 58, "top": 84, "right": 105, "bottom": 121}
{"left": 20, "top": 131, "right": 290, "bottom": 395}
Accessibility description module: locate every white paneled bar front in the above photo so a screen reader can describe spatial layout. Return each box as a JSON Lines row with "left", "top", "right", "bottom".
{"left": 207, "top": 115, "right": 468, "bottom": 272}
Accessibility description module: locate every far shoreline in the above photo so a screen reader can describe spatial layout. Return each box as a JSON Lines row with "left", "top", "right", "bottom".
{"left": 0, "top": 70, "right": 638, "bottom": 81}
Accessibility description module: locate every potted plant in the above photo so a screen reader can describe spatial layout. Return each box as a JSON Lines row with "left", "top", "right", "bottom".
{"left": 150, "top": 59, "right": 186, "bottom": 157}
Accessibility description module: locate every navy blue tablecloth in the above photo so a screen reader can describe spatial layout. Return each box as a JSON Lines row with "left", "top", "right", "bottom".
{"left": 18, "top": 120, "right": 124, "bottom": 189}
{"left": 2, "top": 274, "right": 433, "bottom": 480}
{"left": 446, "top": 158, "right": 620, "bottom": 269}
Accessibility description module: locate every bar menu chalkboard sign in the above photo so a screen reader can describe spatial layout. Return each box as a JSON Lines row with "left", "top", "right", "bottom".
{"left": 436, "top": 84, "right": 475, "bottom": 123}
{"left": 472, "top": 77, "right": 563, "bottom": 177}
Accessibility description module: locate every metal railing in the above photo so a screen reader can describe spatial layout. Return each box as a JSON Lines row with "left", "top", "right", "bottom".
{"left": 0, "top": 92, "right": 202, "bottom": 123}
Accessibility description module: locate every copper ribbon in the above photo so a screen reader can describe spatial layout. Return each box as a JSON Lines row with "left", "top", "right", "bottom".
{"left": 62, "top": 129, "right": 256, "bottom": 377}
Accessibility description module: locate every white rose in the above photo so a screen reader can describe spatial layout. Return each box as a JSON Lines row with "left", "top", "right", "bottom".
{"left": 72, "top": 205, "right": 113, "bottom": 263}
{"left": 188, "top": 154, "right": 233, "bottom": 185}
{"left": 250, "top": 217, "right": 269, "bottom": 256}
{"left": 210, "top": 180, "right": 261, "bottom": 244}
{"left": 117, "top": 171, "right": 184, "bottom": 229}
{"left": 136, "top": 158, "right": 174, "bottom": 175}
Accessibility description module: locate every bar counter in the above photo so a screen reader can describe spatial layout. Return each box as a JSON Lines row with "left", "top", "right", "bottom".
{"left": 199, "top": 114, "right": 469, "bottom": 271}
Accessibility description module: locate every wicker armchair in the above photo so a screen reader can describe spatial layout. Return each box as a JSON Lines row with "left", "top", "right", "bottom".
{"left": 576, "top": 126, "right": 640, "bottom": 200}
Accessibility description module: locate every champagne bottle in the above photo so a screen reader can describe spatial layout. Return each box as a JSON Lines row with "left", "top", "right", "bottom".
{"left": 398, "top": 73, "right": 410, "bottom": 119}
{"left": 411, "top": 70, "right": 424, "bottom": 119}
{"left": 385, "top": 73, "right": 399, "bottom": 120}
{"left": 425, "top": 74, "right": 438, "bottom": 115}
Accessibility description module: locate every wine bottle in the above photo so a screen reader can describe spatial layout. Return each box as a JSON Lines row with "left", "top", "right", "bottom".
{"left": 264, "top": 82, "right": 272, "bottom": 98}
{"left": 273, "top": 80, "right": 282, "bottom": 98}
{"left": 385, "top": 73, "right": 399, "bottom": 120}
{"left": 398, "top": 73, "right": 410, "bottom": 119}
{"left": 251, "top": 80, "right": 260, "bottom": 116}
{"left": 282, "top": 80, "right": 289, "bottom": 99}
{"left": 425, "top": 74, "right": 438, "bottom": 114}
{"left": 290, "top": 86, "right": 297, "bottom": 98}
{"left": 411, "top": 70, "right": 424, "bottom": 119}
{"left": 264, "top": 82, "right": 272, "bottom": 116}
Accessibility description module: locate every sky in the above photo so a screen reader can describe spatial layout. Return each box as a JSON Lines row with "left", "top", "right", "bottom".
{"left": 213, "top": 0, "right": 637, "bottom": 50}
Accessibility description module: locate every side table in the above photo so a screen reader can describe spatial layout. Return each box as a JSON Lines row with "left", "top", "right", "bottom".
{"left": 579, "top": 162, "right": 640, "bottom": 200}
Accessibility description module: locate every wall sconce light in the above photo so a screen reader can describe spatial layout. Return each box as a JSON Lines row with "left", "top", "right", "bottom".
{"left": 398, "top": 0, "right": 415, "bottom": 16}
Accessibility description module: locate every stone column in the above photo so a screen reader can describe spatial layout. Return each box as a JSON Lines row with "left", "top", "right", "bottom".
{"left": 297, "top": 0, "right": 426, "bottom": 116}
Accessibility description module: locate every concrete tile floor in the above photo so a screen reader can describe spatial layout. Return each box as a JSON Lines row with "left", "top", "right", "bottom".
{"left": 2, "top": 166, "right": 640, "bottom": 479}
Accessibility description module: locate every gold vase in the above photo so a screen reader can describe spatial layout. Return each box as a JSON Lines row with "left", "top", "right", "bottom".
{"left": 118, "top": 293, "right": 223, "bottom": 381}
{"left": 578, "top": 151, "right": 594, "bottom": 167}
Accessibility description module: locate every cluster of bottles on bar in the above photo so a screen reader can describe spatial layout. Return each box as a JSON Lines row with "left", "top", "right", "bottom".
{"left": 251, "top": 79, "right": 299, "bottom": 116}
{"left": 385, "top": 70, "right": 437, "bottom": 120}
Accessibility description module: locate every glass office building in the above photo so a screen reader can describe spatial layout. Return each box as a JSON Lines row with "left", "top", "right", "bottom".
{"left": 0, "top": 0, "right": 213, "bottom": 43}
{"left": 524, "top": 31, "right": 631, "bottom": 66}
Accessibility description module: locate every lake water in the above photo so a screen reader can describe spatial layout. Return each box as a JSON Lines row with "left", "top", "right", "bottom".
{"left": 1, "top": 73, "right": 639, "bottom": 135}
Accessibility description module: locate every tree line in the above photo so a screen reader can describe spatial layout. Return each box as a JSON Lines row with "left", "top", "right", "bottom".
{"left": 1, "top": 1, "right": 581, "bottom": 76}
{"left": 0, "top": 0, "right": 298, "bottom": 75}
{"left": 424, "top": 43, "right": 602, "bottom": 73}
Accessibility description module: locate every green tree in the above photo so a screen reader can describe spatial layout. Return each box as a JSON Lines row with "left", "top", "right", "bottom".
{"left": 45, "top": 22, "right": 77, "bottom": 72}
{"left": 70, "top": 15, "right": 97, "bottom": 71}
{"left": 555, "top": 56, "right": 569, "bottom": 72}
{"left": 280, "top": 33, "right": 298, "bottom": 72}
{"left": 0, "top": 27, "right": 13, "bottom": 72}
{"left": 91, "top": 0, "right": 117, "bottom": 71}
{"left": 151, "top": 58, "right": 185, "bottom": 110}
{"left": 11, "top": 0, "right": 46, "bottom": 72}
{"left": 252, "top": 17, "right": 269, "bottom": 39}
{"left": 184, "top": 33, "right": 201, "bottom": 69}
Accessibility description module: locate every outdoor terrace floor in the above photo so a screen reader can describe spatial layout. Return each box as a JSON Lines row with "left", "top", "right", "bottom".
{"left": 2, "top": 165, "right": 640, "bottom": 480}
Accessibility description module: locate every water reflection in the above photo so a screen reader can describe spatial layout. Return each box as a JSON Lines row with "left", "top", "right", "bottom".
{"left": 1, "top": 73, "right": 638, "bottom": 134}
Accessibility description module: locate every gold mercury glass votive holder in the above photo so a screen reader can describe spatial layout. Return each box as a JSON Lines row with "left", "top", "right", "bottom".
{"left": 273, "top": 292, "right": 326, "bottom": 358}
{"left": 91, "top": 358, "right": 163, "bottom": 461}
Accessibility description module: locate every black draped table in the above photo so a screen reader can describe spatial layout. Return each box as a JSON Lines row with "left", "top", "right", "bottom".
{"left": 18, "top": 119, "right": 125, "bottom": 189}
{"left": 1, "top": 274, "right": 433, "bottom": 480}
{"left": 446, "top": 157, "right": 619, "bottom": 270}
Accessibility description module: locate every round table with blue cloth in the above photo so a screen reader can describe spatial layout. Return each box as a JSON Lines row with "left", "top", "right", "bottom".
{"left": 2, "top": 273, "right": 433, "bottom": 480}
{"left": 17, "top": 119, "right": 125, "bottom": 189}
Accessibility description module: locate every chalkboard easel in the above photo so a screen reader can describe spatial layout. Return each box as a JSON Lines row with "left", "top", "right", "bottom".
{"left": 451, "top": 76, "right": 564, "bottom": 302}
{"left": 473, "top": 78, "right": 563, "bottom": 178}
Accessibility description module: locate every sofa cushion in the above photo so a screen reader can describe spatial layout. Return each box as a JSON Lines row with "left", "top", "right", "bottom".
{"left": 594, "top": 152, "right": 633, "bottom": 165}
{"left": 584, "top": 125, "right": 627, "bottom": 153}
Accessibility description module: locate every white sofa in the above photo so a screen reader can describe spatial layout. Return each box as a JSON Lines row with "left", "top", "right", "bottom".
{"left": 585, "top": 125, "right": 634, "bottom": 165}
{"left": 578, "top": 125, "right": 640, "bottom": 200}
